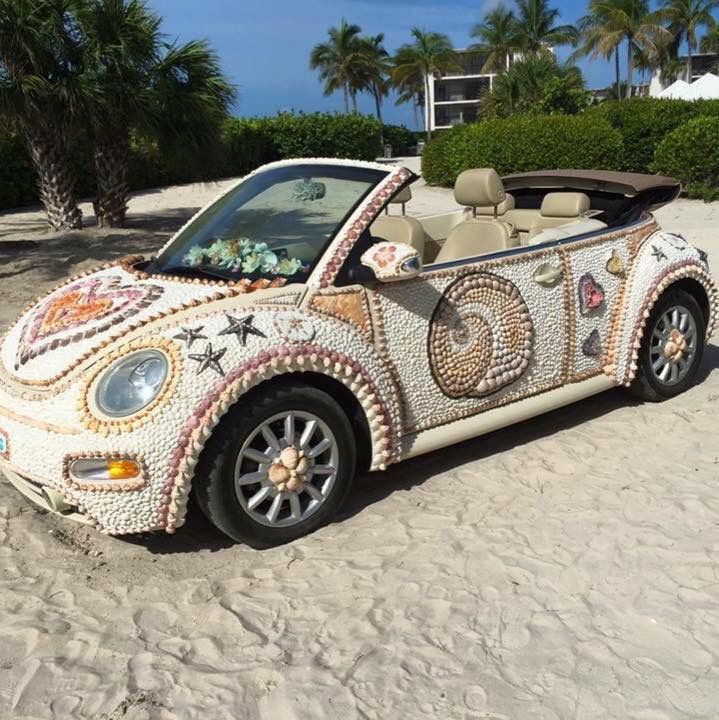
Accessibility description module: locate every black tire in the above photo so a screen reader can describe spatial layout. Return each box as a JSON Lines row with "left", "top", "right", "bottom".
{"left": 628, "top": 288, "right": 706, "bottom": 402}
{"left": 193, "top": 383, "right": 356, "bottom": 547}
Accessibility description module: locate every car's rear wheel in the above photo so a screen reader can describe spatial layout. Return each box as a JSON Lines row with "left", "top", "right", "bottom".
{"left": 193, "top": 383, "right": 356, "bottom": 547}
{"left": 628, "top": 288, "right": 706, "bottom": 401}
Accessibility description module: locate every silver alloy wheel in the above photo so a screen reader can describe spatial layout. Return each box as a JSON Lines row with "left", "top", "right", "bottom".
{"left": 234, "top": 411, "right": 339, "bottom": 528}
{"left": 649, "top": 304, "right": 698, "bottom": 386}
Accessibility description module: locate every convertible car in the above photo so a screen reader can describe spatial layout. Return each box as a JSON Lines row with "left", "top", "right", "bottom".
{"left": 0, "top": 159, "right": 716, "bottom": 546}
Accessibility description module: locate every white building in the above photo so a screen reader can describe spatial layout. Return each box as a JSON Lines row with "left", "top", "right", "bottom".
{"left": 424, "top": 49, "right": 501, "bottom": 132}
{"left": 649, "top": 52, "right": 719, "bottom": 96}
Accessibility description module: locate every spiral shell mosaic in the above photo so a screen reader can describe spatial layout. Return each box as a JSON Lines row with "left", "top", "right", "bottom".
{"left": 0, "top": 159, "right": 716, "bottom": 537}
{"left": 428, "top": 273, "right": 534, "bottom": 398}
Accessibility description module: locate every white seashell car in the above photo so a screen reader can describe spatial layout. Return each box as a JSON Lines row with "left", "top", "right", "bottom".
{"left": 0, "top": 159, "right": 716, "bottom": 546}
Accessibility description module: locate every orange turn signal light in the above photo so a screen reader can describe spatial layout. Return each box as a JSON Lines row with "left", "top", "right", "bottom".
{"left": 106, "top": 459, "right": 141, "bottom": 480}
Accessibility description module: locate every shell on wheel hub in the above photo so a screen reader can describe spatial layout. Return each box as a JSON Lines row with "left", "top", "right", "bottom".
{"left": 269, "top": 446, "right": 310, "bottom": 493}
{"left": 663, "top": 328, "right": 687, "bottom": 363}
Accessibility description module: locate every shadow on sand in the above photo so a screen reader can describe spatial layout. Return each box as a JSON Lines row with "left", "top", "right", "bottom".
{"left": 0, "top": 207, "right": 201, "bottom": 286}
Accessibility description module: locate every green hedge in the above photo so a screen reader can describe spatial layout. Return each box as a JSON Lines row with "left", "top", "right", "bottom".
{"left": 267, "top": 112, "right": 381, "bottom": 161}
{"left": 382, "top": 124, "right": 418, "bottom": 155}
{"left": 422, "top": 114, "right": 624, "bottom": 187}
{"left": 0, "top": 112, "right": 387, "bottom": 211}
{"left": 583, "top": 98, "right": 700, "bottom": 173}
{"left": 652, "top": 116, "right": 719, "bottom": 201}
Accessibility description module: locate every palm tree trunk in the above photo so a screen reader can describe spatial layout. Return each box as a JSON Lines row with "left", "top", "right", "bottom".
{"left": 626, "top": 39, "right": 633, "bottom": 100}
{"left": 94, "top": 130, "right": 131, "bottom": 228}
{"left": 351, "top": 91, "right": 357, "bottom": 113}
{"left": 373, "top": 86, "right": 383, "bottom": 122}
{"left": 424, "top": 74, "right": 432, "bottom": 142}
{"left": 687, "top": 38, "right": 693, "bottom": 81}
{"left": 615, "top": 46, "right": 621, "bottom": 100}
{"left": 25, "top": 127, "right": 82, "bottom": 231}
{"left": 343, "top": 85, "right": 349, "bottom": 114}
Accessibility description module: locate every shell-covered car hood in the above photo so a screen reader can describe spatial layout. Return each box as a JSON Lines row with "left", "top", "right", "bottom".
{"left": 0, "top": 259, "right": 292, "bottom": 386}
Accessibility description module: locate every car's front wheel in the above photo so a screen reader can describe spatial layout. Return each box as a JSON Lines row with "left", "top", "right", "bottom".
{"left": 194, "top": 383, "right": 356, "bottom": 547}
{"left": 628, "top": 288, "right": 706, "bottom": 401}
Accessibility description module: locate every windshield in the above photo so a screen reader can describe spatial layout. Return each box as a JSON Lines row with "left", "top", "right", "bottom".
{"left": 154, "top": 163, "right": 388, "bottom": 282}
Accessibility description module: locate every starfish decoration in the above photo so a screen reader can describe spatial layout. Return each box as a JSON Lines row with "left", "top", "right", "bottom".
{"left": 173, "top": 325, "right": 207, "bottom": 348}
{"left": 189, "top": 343, "right": 227, "bottom": 376}
{"left": 218, "top": 313, "right": 266, "bottom": 346}
{"left": 651, "top": 245, "right": 667, "bottom": 262}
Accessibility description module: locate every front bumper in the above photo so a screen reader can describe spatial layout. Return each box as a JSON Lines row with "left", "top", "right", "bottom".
{"left": 0, "top": 396, "right": 170, "bottom": 534}
{"left": 0, "top": 459, "right": 91, "bottom": 525}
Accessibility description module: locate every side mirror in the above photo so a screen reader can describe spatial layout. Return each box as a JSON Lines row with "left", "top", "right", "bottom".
{"left": 360, "top": 241, "right": 423, "bottom": 283}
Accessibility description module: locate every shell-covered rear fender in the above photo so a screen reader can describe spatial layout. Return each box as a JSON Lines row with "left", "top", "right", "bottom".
{"left": 607, "top": 230, "right": 718, "bottom": 386}
{"left": 161, "top": 306, "right": 403, "bottom": 531}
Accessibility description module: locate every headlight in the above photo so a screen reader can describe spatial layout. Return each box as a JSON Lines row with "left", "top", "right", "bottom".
{"left": 95, "top": 350, "right": 169, "bottom": 418}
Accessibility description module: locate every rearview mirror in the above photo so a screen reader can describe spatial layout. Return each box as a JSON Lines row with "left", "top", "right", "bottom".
{"left": 360, "top": 241, "right": 423, "bottom": 283}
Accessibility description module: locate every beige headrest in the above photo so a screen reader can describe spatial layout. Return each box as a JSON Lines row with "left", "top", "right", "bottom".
{"left": 390, "top": 186, "right": 412, "bottom": 204}
{"left": 476, "top": 192, "right": 515, "bottom": 216}
{"left": 540, "top": 192, "right": 590, "bottom": 218}
{"left": 454, "top": 169, "right": 506, "bottom": 208}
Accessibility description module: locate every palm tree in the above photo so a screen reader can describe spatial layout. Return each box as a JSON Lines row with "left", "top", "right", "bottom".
{"left": 482, "top": 54, "right": 586, "bottom": 116}
{"left": 513, "top": 0, "right": 579, "bottom": 54}
{"left": 0, "top": 0, "right": 84, "bottom": 230}
{"left": 470, "top": 5, "right": 520, "bottom": 72}
{"left": 617, "top": 0, "right": 669, "bottom": 98}
{"left": 392, "top": 50, "right": 425, "bottom": 130}
{"left": 658, "top": 0, "right": 719, "bottom": 81}
{"left": 576, "top": 0, "right": 667, "bottom": 99}
{"left": 310, "top": 20, "right": 364, "bottom": 113}
{"left": 358, "top": 33, "right": 391, "bottom": 122}
{"left": 574, "top": 0, "right": 629, "bottom": 100}
{"left": 77, "top": 0, "right": 235, "bottom": 227}
{"left": 393, "top": 28, "right": 458, "bottom": 141}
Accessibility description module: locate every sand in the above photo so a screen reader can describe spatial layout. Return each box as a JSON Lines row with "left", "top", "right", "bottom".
{"left": 0, "top": 162, "right": 718, "bottom": 719}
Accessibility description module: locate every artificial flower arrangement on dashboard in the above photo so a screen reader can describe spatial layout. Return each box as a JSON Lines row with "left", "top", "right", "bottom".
{"left": 183, "top": 238, "right": 305, "bottom": 277}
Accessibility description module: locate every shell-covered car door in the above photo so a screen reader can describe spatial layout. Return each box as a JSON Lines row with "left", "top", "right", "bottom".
{"left": 367, "top": 246, "right": 572, "bottom": 437}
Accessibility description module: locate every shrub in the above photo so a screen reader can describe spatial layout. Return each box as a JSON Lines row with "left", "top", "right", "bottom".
{"left": 584, "top": 98, "right": 698, "bottom": 173}
{"left": 0, "top": 112, "right": 385, "bottom": 211}
{"left": 382, "top": 124, "right": 417, "bottom": 156}
{"left": 422, "top": 114, "right": 624, "bottom": 187}
{"left": 269, "top": 112, "right": 382, "bottom": 160}
{"left": 221, "top": 117, "right": 279, "bottom": 176}
{"left": 651, "top": 116, "right": 719, "bottom": 201}
{"left": 0, "top": 131, "right": 36, "bottom": 209}
{"left": 482, "top": 55, "right": 589, "bottom": 118}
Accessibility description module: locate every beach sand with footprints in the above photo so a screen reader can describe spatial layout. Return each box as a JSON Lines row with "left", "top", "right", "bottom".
{"left": 0, "top": 160, "right": 718, "bottom": 719}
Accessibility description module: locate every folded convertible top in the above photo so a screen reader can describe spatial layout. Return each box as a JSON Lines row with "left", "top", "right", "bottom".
{"left": 502, "top": 169, "right": 681, "bottom": 198}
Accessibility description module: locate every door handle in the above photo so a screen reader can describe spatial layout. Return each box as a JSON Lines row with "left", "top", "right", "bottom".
{"left": 534, "top": 263, "right": 563, "bottom": 287}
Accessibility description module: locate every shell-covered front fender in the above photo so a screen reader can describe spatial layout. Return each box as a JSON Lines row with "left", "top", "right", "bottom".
{"left": 607, "top": 230, "right": 718, "bottom": 386}
{"left": 152, "top": 302, "right": 403, "bottom": 531}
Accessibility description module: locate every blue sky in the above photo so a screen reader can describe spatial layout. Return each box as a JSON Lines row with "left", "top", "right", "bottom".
{"left": 151, "top": 0, "right": 694, "bottom": 128}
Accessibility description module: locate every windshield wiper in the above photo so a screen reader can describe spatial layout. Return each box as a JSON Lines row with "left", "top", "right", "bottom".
{"left": 154, "top": 264, "right": 234, "bottom": 282}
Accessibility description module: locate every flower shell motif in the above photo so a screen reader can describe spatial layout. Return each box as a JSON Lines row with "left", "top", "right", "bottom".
{"left": 273, "top": 312, "right": 316, "bottom": 343}
{"left": 360, "top": 241, "right": 420, "bottom": 281}
{"left": 428, "top": 272, "right": 534, "bottom": 398}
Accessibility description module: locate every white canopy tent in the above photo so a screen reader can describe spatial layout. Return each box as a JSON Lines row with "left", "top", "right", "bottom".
{"left": 683, "top": 73, "right": 719, "bottom": 100}
{"left": 657, "top": 79, "right": 691, "bottom": 99}
{"left": 657, "top": 74, "right": 719, "bottom": 100}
